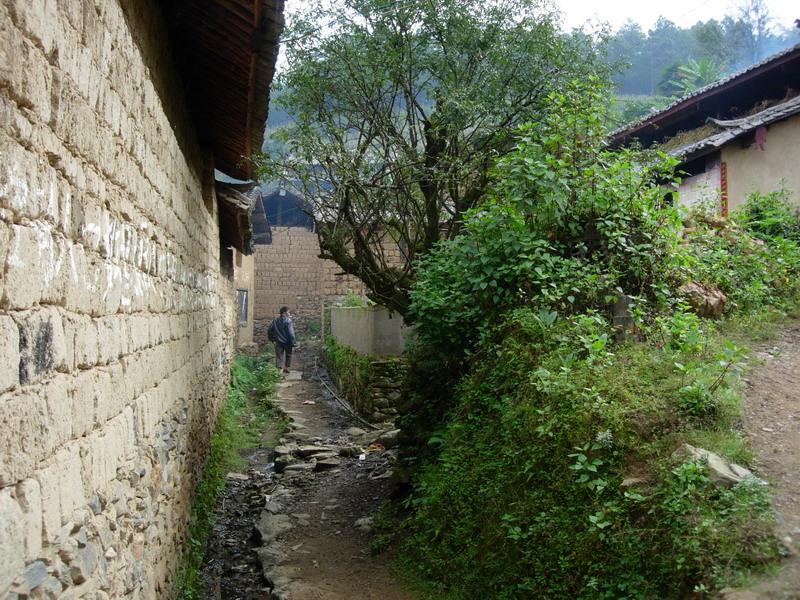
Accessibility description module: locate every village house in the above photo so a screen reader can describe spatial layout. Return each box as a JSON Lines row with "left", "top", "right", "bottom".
{"left": 218, "top": 182, "right": 270, "bottom": 349}
{"left": 612, "top": 43, "right": 800, "bottom": 213}
{"left": 252, "top": 182, "right": 372, "bottom": 341}
{"left": 0, "top": 1, "right": 282, "bottom": 597}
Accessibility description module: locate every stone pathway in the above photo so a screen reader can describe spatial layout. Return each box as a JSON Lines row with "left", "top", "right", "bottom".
{"left": 201, "top": 350, "right": 415, "bottom": 600}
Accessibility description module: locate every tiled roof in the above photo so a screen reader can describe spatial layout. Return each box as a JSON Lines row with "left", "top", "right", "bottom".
{"left": 165, "top": 1, "right": 285, "bottom": 180}
{"left": 664, "top": 95, "right": 800, "bottom": 161}
{"left": 611, "top": 43, "right": 800, "bottom": 142}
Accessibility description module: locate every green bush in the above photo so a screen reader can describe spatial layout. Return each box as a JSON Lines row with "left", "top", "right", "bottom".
{"left": 394, "top": 85, "right": 791, "bottom": 598}
{"left": 400, "top": 309, "right": 777, "bottom": 598}
{"left": 682, "top": 193, "right": 800, "bottom": 313}
{"left": 402, "top": 81, "right": 683, "bottom": 464}
{"left": 410, "top": 81, "right": 682, "bottom": 360}
{"left": 734, "top": 189, "right": 800, "bottom": 242}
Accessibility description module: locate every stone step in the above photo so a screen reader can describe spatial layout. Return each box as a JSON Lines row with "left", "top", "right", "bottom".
{"left": 295, "top": 445, "right": 337, "bottom": 458}
{"left": 314, "top": 458, "right": 341, "bottom": 471}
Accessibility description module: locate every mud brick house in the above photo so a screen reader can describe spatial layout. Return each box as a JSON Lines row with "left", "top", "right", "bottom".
{"left": 219, "top": 182, "right": 269, "bottom": 349}
{"left": 253, "top": 182, "right": 372, "bottom": 340}
{"left": 612, "top": 43, "right": 800, "bottom": 212}
{"left": 0, "top": 1, "right": 282, "bottom": 597}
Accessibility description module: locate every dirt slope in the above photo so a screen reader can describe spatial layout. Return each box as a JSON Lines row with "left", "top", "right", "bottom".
{"left": 726, "top": 320, "right": 800, "bottom": 599}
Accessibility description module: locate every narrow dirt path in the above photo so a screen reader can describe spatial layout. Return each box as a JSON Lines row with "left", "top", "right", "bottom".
{"left": 728, "top": 320, "right": 800, "bottom": 599}
{"left": 201, "top": 349, "right": 416, "bottom": 600}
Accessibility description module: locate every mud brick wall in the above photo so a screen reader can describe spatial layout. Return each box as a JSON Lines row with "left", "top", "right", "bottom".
{"left": 0, "top": 1, "right": 236, "bottom": 598}
{"left": 254, "top": 227, "right": 366, "bottom": 340}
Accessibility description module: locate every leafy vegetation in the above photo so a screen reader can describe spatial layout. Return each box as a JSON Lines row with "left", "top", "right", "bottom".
{"left": 668, "top": 57, "right": 725, "bottom": 96}
{"left": 343, "top": 288, "right": 373, "bottom": 308}
{"left": 734, "top": 189, "right": 800, "bottom": 243}
{"left": 258, "top": 0, "right": 609, "bottom": 315}
{"left": 393, "top": 85, "right": 800, "bottom": 597}
{"left": 174, "top": 350, "right": 282, "bottom": 599}
{"left": 404, "top": 81, "right": 681, "bottom": 419}
{"left": 324, "top": 335, "right": 373, "bottom": 409}
{"left": 683, "top": 192, "right": 800, "bottom": 313}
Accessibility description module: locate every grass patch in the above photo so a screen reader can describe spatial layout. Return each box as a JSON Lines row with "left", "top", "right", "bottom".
{"left": 323, "top": 335, "right": 372, "bottom": 406}
{"left": 173, "top": 348, "right": 283, "bottom": 599}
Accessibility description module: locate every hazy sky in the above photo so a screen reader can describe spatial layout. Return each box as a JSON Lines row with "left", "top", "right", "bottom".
{"left": 559, "top": 0, "right": 798, "bottom": 32}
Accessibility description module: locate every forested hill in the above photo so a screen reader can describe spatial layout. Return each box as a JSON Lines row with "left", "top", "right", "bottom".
{"left": 263, "top": 6, "right": 799, "bottom": 142}
{"left": 606, "top": 12, "right": 799, "bottom": 99}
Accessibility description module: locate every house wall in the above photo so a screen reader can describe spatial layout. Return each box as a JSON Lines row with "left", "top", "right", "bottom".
{"left": 722, "top": 115, "right": 800, "bottom": 211}
{"left": 329, "top": 306, "right": 408, "bottom": 357}
{"left": 233, "top": 250, "right": 255, "bottom": 347}
{"left": 678, "top": 161, "right": 721, "bottom": 209}
{"left": 253, "top": 227, "right": 368, "bottom": 341}
{"left": 0, "top": 1, "right": 236, "bottom": 598}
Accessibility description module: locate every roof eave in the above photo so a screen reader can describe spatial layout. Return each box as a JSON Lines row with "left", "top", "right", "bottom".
{"left": 611, "top": 43, "right": 800, "bottom": 146}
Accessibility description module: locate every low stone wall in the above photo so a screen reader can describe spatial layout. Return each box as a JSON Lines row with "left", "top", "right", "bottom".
{"left": 322, "top": 338, "right": 404, "bottom": 423}
{"left": 365, "top": 359, "right": 405, "bottom": 423}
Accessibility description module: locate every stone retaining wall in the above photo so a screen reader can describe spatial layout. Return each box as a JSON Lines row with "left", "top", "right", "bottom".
{"left": 323, "top": 339, "right": 404, "bottom": 423}
{"left": 0, "top": 1, "right": 235, "bottom": 597}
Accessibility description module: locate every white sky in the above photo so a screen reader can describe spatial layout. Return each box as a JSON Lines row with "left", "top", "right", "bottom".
{"left": 559, "top": 0, "right": 798, "bottom": 32}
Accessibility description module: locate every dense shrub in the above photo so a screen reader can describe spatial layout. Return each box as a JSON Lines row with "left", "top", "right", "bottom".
{"left": 682, "top": 192, "right": 800, "bottom": 313}
{"left": 735, "top": 189, "right": 800, "bottom": 242}
{"left": 401, "top": 82, "right": 682, "bottom": 461}
{"left": 410, "top": 82, "right": 682, "bottom": 358}
{"left": 400, "top": 310, "right": 777, "bottom": 598}
{"left": 394, "top": 85, "right": 797, "bottom": 597}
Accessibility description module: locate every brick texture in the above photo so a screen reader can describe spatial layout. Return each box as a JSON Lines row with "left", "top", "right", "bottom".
{"left": 0, "top": 1, "right": 236, "bottom": 597}
{"left": 254, "top": 227, "right": 366, "bottom": 339}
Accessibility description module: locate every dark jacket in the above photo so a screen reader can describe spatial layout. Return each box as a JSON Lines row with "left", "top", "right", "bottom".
{"left": 270, "top": 315, "right": 296, "bottom": 347}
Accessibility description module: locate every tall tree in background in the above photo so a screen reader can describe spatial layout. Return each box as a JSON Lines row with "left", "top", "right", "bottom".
{"left": 692, "top": 19, "right": 728, "bottom": 65}
{"left": 605, "top": 20, "right": 649, "bottom": 95}
{"left": 257, "top": 0, "right": 607, "bottom": 316}
{"left": 646, "top": 18, "right": 694, "bottom": 93}
{"left": 738, "top": 0, "right": 772, "bottom": 62}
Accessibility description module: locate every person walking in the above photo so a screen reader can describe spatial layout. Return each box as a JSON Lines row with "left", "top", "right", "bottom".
{"left": 268, "top": 306, "right": 296, "bottom": 373}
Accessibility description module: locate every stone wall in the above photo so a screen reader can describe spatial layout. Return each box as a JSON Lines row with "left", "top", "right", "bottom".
{"left": 253, "top": 227, "right": 366, "bottom": 340}
{"left": 0, "top": 1, "right": 235, "bottom": 598}
{"left": 323, "top": 339, "right": 404, "bottom": 424}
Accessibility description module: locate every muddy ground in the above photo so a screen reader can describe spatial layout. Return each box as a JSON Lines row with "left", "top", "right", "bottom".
{"left": 199, "top": 349, "right": 416, "bottom": 600}
{"left": 725, "top": 320, "right": 800, "bottom": 599}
